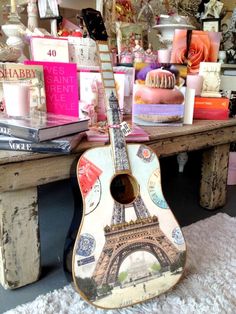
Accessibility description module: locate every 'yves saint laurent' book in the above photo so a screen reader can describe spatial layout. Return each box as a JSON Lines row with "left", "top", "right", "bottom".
{"left": 0, "top": 132, "right": 86, "bottom": 154}
{"left": 24, "top": 60, "right": 79, "bottom": 117}
{"left": 0, "top": 62, "right": 46, "bottom": 111}
{"left": 0, "top": 112, "right": 89, "bottom": 142}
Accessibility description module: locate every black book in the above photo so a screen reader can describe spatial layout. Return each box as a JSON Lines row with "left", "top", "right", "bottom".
{"left": 0, "top": 112, "right": 89, "bottom": 142}
{"left": 0, "top": 132, "right": 86, "bottom": 154}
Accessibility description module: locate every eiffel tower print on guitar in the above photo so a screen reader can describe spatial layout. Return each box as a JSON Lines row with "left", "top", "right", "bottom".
{"left": 72, "top": 8, "right": 186, "bottom": 309}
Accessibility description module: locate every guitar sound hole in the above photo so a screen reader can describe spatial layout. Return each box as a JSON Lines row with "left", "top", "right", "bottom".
{"left": 110, "top": 174, "right": 139, "bottom": 205}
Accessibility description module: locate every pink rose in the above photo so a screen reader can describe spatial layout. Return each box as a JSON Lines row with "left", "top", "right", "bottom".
{"left": 171, "top": 30, "right": 221, "bottom": 74}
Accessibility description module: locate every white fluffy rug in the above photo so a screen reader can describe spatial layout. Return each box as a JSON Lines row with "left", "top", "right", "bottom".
{"left": 4, "top": 213, "right": 236, "bottom": 314}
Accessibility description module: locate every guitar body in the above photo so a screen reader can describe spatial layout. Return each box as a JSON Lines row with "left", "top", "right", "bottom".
{"left": 72, "top": 143, "right": 186, "bottom": 309}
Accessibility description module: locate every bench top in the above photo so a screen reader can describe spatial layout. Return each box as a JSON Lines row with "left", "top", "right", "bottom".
{"left": 0, "top": 119, "right": 236, "bottom": 165}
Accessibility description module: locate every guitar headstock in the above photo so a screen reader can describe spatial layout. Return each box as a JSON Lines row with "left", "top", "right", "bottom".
{"left": 81, "top": 8, "right": 108, "bottom": 41}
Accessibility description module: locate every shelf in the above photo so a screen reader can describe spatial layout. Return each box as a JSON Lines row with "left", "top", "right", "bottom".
{"left": 221, "top": 63, "right": 236, "bottom": 69}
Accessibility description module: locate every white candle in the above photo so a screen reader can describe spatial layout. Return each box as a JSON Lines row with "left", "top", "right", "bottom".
{"left": 184, "top": 88, "right": 195, "bottom": 125}
{"left": 11, "top": 0, "right": 17, "bottom": 13}
{"left": 3, "top": 81, "right": 30, "bottom": 118}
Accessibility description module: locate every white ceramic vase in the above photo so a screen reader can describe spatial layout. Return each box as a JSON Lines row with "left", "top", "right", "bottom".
{"left": 153, "top": 15, "right": 195, "bottom": 49}
{"left": 218, "top": 50, "right": 226, "bottom": 64}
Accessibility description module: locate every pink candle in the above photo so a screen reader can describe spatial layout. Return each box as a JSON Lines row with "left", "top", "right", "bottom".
{"left": 3, "top": 81, "right": 30, "bottom": 118}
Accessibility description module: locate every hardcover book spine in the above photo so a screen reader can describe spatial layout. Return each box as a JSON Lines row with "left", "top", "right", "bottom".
{"left": 194, "top": 97, "right": 229, "bottom": 109}
{"left": 0, "top": 125, "right": 40, "bottom": 142}
{"left": 0, "top": 137, "right": 71, "bottom": 153}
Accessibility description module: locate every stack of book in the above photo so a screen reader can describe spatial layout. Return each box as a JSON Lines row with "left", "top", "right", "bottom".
{"left": 0, "top": 61, "right": 88, "bottom": 154}
{"left": 0, "top": 111, "right": 89, "bottom": 154}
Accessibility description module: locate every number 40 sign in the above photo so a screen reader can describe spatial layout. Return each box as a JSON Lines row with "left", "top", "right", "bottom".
{"left": 30, "top": 36, "right": 69, "bottom": 62}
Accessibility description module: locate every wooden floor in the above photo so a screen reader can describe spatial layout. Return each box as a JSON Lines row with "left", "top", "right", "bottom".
{"left": 0, "top": 151, "right": 235, "bottom": 313}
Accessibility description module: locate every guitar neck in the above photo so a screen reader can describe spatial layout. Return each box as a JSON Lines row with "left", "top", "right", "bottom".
{"left": 82, "top": 8, "right": 131, "bottom": 173}
{"left": 97, "top": 41, "right": 120, "bottom": 125}
{"left": 96, "top": 42, "right": 131, "bottom": 173}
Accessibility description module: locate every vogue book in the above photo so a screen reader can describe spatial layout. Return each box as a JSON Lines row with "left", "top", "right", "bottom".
{"left": 0, "top": 132, "right": 86, "bottom": 154}
{"left": 0, "top": 112, "right": 89, "bottom": 142}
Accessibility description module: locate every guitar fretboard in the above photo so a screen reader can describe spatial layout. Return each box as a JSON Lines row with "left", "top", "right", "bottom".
{"left": 97, "top": 41, "right": 130, "bottom": 173}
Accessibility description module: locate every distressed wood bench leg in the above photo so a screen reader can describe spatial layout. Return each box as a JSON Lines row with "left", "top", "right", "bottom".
{"left": 200, "top": 143, "right": 230, "bottom": 210}
{"left": 0, "top": 188, "right": 40, "bottom": 289}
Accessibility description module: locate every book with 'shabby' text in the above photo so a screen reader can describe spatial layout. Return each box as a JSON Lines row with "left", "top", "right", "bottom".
{"left": 0, "top": 62, "right": 46, "bottom": 111}
{"left": 0, "top": 132, "right": 86, "bottom": 154}
{"left": 0, "top": 111, "right": 89, "bottom": 142}
{"left": 24, "top": 60, "right": 79, "bottom": 117}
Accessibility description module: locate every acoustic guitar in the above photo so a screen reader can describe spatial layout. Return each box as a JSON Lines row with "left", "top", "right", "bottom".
{"left": 72, "top": 8, "right": 186, "bottom": 309}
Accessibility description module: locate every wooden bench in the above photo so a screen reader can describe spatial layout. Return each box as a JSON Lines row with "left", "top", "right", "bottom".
{"left": 0, "top": 119, "right": 236, "bottom": 289}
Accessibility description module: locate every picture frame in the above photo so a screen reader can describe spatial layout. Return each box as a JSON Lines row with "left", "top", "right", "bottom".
{"left": 37, "top": 0, "right": 60, "bottom": 19}
{"left": 202, "top": 18, "right": 221, "bottom": 32}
